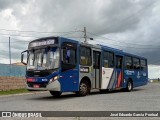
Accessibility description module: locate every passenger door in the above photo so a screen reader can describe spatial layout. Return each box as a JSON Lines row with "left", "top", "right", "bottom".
{"left": 93, "top": 51, "right": 101, "bottom": 89}
{"left": 115, "top": 55, "right": 123, "bottom": 88}
{"left": 60, "top": 42, "right": 78, "bottom": 92}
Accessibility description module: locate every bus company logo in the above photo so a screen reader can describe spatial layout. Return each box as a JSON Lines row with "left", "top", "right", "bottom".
{"left": 143, "top": 72, "right": 147, "bottom": 76}
{"left": 125, "top": 70, "right": 135, "bottom": 75}
{"left": 137, "top": 72, "right": 140, "bottom": 79}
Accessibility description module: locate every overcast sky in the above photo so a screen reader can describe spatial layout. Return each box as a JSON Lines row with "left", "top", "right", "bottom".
{"left": 0, "top": 0, "right": 160, "bottom": 78}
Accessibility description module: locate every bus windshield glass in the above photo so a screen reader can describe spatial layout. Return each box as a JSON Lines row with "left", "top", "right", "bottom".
{"left": 27, "top": 47, "right": 59, "bottom": 70}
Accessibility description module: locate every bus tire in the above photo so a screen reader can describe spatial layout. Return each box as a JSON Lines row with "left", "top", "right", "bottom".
{"left": 49, "top": 91, "right": 62, "bottom": 97}
{"left": 126, "top": 80, "right": 133, "bottom": 92}
{"left": 76, "top": 80, "right": 90, "bottom": 96}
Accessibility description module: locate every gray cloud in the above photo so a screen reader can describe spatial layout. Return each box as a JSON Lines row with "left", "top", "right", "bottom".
{"left": 0, "top": 0, "right": 27, "bottom": 11}
{"left": 0, "top": 0, "right": 160, "bottom": 67}
{"left": 13, "top": 0, "right": 152, "bottom": 33}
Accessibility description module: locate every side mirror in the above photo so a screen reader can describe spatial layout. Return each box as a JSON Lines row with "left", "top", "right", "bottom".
{"left": 21, "top": 50, "right": 28, "bottom": 65}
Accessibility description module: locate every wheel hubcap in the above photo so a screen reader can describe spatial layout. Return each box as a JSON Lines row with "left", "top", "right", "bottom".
{"left": 128, "top": 82, "right": 132, "bottom": 90}
{"left": 80, "top": 83, "right": 87, "bottom": 94}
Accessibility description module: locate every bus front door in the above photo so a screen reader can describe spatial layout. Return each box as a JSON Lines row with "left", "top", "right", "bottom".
{"left": 93, "top": 51, "right": 101, "bottom": 89}
{"left": 115, "top": 55, "right": 123, "bottom": 88}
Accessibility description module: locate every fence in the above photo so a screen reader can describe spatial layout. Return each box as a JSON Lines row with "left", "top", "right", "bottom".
{"left": 0, "top": 64, "right": 26, "bottom": 91}
{"left": 0, "top": 64, "right": 26, "bottom": 77}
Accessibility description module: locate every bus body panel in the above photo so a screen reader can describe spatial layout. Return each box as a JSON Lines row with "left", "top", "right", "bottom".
{"left": 79, "top": 68, "right": 92, "bottom": 87}
{"left": 123, "top": 53, "right": 148, "bottom": 89}
{"left": 101, "top": 67, "right": 114, "bottom": 89}
{"left": 59, "top": 69, "right": 79, "bottom": 92}
{"left": 23, "top": 36, "right": 148, "bottom": 93}
{"left": 106, "top": 69, "right": 116, "bottom": 90}
{"left": 58, "top": 37, "right": 79, "bottom": 92}
{"left": 124, "top": 69, "right": 148, "bottom": 88}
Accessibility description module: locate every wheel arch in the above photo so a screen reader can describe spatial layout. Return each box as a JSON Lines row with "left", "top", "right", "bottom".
{"left": 127, "top": 77, "right": 133, "bottom": 87}
{"left": 125, "top": 77, "right": 133, "bottom": 92}
{"left": 80, "top": 76, "right": 91, "bottom": 89}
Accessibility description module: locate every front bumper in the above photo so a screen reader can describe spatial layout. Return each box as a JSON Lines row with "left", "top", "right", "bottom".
{"left": 26, "top": 80, "right": 61, "bottom": 91}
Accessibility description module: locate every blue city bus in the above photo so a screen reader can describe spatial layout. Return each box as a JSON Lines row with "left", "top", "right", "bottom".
{"left": 21, "top": 36, "right": 148, "bottom": 97}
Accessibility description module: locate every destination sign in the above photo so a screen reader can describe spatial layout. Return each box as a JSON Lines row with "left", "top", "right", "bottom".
{"left": 29, "top": 39, "right": 55, "bottom": 48}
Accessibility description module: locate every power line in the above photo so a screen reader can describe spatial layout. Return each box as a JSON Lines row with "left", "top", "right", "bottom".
{"left": 87, "top": 31, "right": 160, "bottom": 49}
{"left": 0, "top": 35, "right": 85, "bottom": 43}
{"left": 0, "top": 30, "right": 160, "bottom": 49}
{"left": 87, "top": 31, "right": 158, "bottom": 47}
{"left": 0, "top": 33, "right": 39, "bottom": 38}
{"left": 0, "top": 28, "right": 82, "bottom": 34}
{"left": 97, "top": 40, "right": 160, "bottom": 49}
{"left": 0, "top": 30, "right": 83, "bottom": 39}
{"left": 11, "top": 37, "right": 30, "bottom": 42}
{"left": 0, "top": 34, "right": 160, "bottom": 50}
{"left": 92, "top": 38, "right": 160, "bottom": 50}
{"left": 0, "top": 37, "right": 30, "bottom": 43}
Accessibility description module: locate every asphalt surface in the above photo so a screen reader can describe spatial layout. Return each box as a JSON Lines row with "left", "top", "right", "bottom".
{"left": 0, "top": 83, "right": 160, "bottom": 120}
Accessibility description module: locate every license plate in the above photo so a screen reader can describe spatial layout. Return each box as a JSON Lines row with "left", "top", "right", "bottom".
{"left": 33, "top": 84, "right": 39, "bottom": 88}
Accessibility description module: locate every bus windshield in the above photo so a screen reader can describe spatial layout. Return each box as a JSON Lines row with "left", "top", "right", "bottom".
{"left": 27, "top": 47, "right": 59, "bottom": 70}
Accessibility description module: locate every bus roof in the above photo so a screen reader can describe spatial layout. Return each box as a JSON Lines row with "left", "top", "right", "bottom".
{"left": 29, "top": 36, "right": 147, "bottom": 60}
{"left": 29, "top": 36, "right": 58, "bottom": 43}
{"left": 98, "top": 43, "right": 146, "bottom": 60}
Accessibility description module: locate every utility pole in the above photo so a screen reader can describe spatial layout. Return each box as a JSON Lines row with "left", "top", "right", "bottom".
{"left": 84, "top": 27, "right": 87, "bottom": 43}
{"left": 9, "top": 36, "right": 11, "bottom": 64}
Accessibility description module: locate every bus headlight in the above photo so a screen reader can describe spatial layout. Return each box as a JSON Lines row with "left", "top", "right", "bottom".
{"left": 54, "top": 76, "right": 58, "bottom": 80}
{"left": 49, "top": 76, "right": 59, "bottom": 83}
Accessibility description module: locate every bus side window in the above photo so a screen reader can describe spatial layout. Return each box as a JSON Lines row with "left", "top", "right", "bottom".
{"left": 133, "top": 58, "right": 140, "bottom": 70}
{"left": 103, "top": 52, "right": 108, "bottom": 68}
{"left": 103, "top": 51, "right": 114, "bottom": 68}
{"left": 61, "top": 44, "right": 76, "bottom": 72}
{"left": 66, "top": 49, "right": 70, "bottom": 63}
{"left": 62, "top": 47, "right": 76, "bottom": 65}
{"left": 140, "top": 59, "right": 147, "bottom": 71}
{"left": 125, "top": 56, "right": 132, "bottom": 70}
{"left": 109, "top": 52, "right": 114, "bottom": 67}
{"left": 116, "top": 57, "right": 122, "bottom": 69}
{"left": 80, "top": 46, "right": 92, "bottom": 66}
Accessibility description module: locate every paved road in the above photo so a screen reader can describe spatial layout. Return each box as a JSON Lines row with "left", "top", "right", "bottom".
{"left": 0, "top": 83, "right": 160, "bottom": 119}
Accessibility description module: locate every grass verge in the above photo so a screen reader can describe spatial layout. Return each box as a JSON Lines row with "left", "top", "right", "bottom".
{"left": 0, "top": 89, "right": 30, "bottom": 96}
{"left": 152, "top": 80, "right": 160, "bottom": 83}
{"left": 149, "top": 80, "right": 160, "bottom": 83}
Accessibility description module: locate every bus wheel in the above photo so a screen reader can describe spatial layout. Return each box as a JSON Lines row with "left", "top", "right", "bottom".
{"left": 77, "top": 81, "right": 90, "bottom": 96}
{"left": 126, "top": 80, "right": 133, "bottom": 92}
{"left": 49, "top": 91, "right": 62, "bottom": 97}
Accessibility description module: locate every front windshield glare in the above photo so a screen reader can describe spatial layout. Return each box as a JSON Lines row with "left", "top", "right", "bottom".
{"left": 49, "top": 49, "right": 59, "bottom": 69}
{"left": 28, "top": 52, "right": 34, "bottom": 66}
{"left": 27, "top": 47, "right": 59, "bottom": 70}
